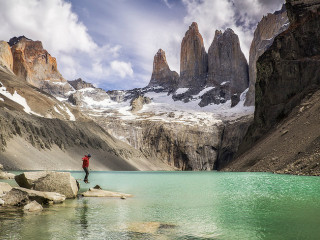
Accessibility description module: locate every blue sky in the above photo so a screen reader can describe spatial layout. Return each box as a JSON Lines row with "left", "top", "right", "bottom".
{"left": 0, "top": 0, "right": 284, "bottom": 90}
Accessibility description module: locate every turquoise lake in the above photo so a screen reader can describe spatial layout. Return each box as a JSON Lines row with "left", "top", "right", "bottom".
{"left": 1, "top": 171, "right": 320, "bottom": 240}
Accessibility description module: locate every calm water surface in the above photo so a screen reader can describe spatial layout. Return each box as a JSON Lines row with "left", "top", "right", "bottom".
{"left": 1, "top": 171, "right": 320, "bottom": 240}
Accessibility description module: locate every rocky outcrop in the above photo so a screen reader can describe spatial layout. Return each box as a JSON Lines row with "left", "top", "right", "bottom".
{"left": 68, "top": 78, "right": 94, "bottom": 90}
{"left": 147, "top": 49, "right": 179, "bottom": 89}
{"left": 207, "top": 29, "right": 249, "bottom": 97}
{"left": 10, "top": 36, "right": 66, "bottom": 88}
{"left": 179, "top": 22, "right": 208, "bottom": 88}
{"left": 245, "top": 5, "right": 289, "bottom": 106}
{"left": 15, "top": 171, "right": 78, "bottom": 199}
{"left": 225, "top": 0, "right": 320, "bottom": 174}
{"left": 130, "top": 95, "right": 151, "bottom": 113}
{"left": 0, "top": 41, "right": 13, "bottom": 72}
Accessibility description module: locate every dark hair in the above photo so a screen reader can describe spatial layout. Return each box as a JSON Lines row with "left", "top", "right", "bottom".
{"left": 88, "top": 154, "right": 91, "bottom": 157}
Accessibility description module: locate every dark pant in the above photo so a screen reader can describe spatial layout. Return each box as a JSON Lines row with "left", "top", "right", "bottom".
{"left": 83, "top": 167, "right": 89, "bottom": 181}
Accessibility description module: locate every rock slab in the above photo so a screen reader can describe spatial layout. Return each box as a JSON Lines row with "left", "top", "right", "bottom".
{"left": 82, "top": 188, "right": 133, "bottom": 198}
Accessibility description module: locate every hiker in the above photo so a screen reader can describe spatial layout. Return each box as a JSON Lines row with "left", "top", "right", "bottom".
{"left": 82, "top": 154, "right": 91, "bottom": 183}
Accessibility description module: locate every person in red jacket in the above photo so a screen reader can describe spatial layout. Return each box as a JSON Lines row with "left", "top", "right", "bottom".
{"left": 82, "top": 154, "right": 91, "bottom": 183}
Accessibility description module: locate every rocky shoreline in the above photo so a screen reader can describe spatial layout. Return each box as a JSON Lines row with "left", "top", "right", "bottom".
{"left": 0, "top": 169, "right": 132, "bottom": 214}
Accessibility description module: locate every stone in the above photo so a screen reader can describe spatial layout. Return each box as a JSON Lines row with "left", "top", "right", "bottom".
{"left": 207, "top": 29, "right": 249, "bottom": 96}
{"left": 0, "top": 163, "right": 3, "bottom": 170}
{"left": 179, "top": 22, "right": 208, "bottom": 88}
{"left": 147, "top": 49, "right": 179, "bottom": 89}
{"left": 0, "top": 41, "right": 13, "bottom": 72}
{"left": 15, "top": 171, "right": 78, "bottom": 198}
{"left": 2, "top": 187, "right": 65, "bottom": 206}
{"left": 82, "top": 188, "right": 133, "bottom": 198}
{"left": 23, "top": 200, "right": 43, "bottom": 213}
{"left": 0, "top": 198, "right": 4, "bottom": 205}
{"left": 10, "top": 36, "right": 66, "bottom": 88}
{"left": 245, "top": 5, "right": 289, "bottom": 106}
{"left": 0, "top": 182, "right": 12, "bottom": 195}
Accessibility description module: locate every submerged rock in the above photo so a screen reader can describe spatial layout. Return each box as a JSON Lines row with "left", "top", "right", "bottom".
{"left": 82, "top": 188, "right": 133, "bottom": 198}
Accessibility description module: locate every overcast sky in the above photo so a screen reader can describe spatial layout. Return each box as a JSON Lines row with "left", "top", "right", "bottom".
{"left": 0, "top": 0, "right": 284, "bottom": 90}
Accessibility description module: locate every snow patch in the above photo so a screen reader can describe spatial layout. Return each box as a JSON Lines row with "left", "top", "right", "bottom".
{"left": 62, "top": 104, "right": 75, "bottom": 121}
{"left": 175, "top": 88, "right": 189, "bottom": 95}
{"left": 0, "top": 82, "right": 42, "bottom": 116}
{"left": 0, "top": 97, "right": 3, "bottom": 101}
{"left": 193, "top": 87, "right": 215, "bottom": 98}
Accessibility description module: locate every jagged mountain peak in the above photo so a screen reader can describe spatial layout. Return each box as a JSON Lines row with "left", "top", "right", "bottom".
{"left": 8, "top": 36, "right": 32, "bottom": 47}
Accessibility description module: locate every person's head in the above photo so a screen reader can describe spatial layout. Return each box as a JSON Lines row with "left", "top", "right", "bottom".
{"left": 87, "top": 154, "right": 91, "bottom": 158}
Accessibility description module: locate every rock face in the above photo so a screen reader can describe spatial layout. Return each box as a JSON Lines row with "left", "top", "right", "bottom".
{"left": 245, "top": 5, "right": 289, "bottom": 106}
{"left": 0, "top": 41, "right": 13, "bottom": 72}
{"left": 207, "top": 29, "right": 249, "bottom": 97}
{"left": 10, "top": 36, "right": 65, "bottom": 87}
{"left": 226, "top": 0, "right": 320, "bottom": 174}
{"left": 179, "top": 22, "right": 208, "bottom": 88}
{"left": 15, "top": 171, "right": 78, "bottom": 198}
{"left": 147, "top": 49, "right": 179, "bottom": 89}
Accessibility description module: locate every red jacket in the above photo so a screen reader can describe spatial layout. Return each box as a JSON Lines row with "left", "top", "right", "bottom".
{"left": 82, "top": 156, "right": 90, "bottom": 168}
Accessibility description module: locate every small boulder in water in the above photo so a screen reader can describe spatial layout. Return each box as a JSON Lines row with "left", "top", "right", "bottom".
{"left": 23, "top": 200, "right": 43, "bottom": 213}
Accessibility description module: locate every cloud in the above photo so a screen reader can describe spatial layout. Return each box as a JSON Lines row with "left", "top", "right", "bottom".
{"left": 110, "top": 61, "right": 134, "bottom": 78}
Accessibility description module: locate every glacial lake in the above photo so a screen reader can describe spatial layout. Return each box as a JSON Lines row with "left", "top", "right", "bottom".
{"left": 1, "top": 171, "right": 320, "bottom": 240}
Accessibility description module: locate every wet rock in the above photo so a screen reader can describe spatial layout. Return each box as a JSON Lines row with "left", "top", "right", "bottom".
{"left": 82, "top": 188, "right": 133, "bottom": 198}
{"left": 23, "top": 200, "right": 43, "bottom": 213}
{"left": 2, "top": 187, "right": 65, "bottom": 206}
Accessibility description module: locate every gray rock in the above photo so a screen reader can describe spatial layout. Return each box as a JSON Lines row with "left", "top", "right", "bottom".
{"left": 130, "top": 95, "right": 151, "bottom": 113}
{"left": 0, "top": 198, "right": 4, "bottom": 205}
{"left": 0, "top": 171, "right": 15, "bottom": 179}
{"left": 23, "top": 200, "right": 43, "bottom": 213}
{"left": 2, "top": 187, "right": 65, "bottom": 206}
{"left": 15, "top": 171, "right": 78, "bottom": 198}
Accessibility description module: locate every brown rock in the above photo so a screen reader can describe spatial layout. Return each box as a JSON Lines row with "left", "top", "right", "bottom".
{"left": 179, "top": 22, "right": 208, "bottom": 87}
{"left": 0, "top": 41, "right": 13, "bottom": 72}
{"left": 23, "top": 200, "right": 43, "bottom": 213}
{"left": 147, "top": 49, "right": 179, "bottom": 89}
{"left": 207, "top": 28, "right": 249, "bottom": 96}
{"left": 11, "top": 37, "right": 65, "bottom": 88}
{"left": 245, "top": 5, "right": 289, "bottom": 106}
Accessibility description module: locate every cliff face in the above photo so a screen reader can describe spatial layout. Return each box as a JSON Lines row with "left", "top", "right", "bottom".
{"left": 11, "top": 37, "right": 65, "bottom": 87}
{"left": 147, "top": 49, "right": 179, "bottom": 89}
{"left": 68, "top": 78, "right": 95, "bottom": 90}
{"left": 179, "top": 22, "right": 208, "bottom": 88}
{"left": 0, "top": 41, "right": 13, "bottom": 72}
{"left": 207, "top": 29, "right": 249, "bottom": 98}
{"left": 245, "top": 6, "right": 289, "bottom": 106}
{"left": 224, "top": 0, "right": 320, "bottom": 175}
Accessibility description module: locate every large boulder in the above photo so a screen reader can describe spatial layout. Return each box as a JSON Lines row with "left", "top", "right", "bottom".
{"left": 15, "top": 171, "right": 78, "bottom": 198}
{"left": 2, "top": 187, "right": 65, "bottom": 206}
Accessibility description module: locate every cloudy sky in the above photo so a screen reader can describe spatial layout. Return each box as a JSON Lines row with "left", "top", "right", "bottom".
{"left": 0, "top": 0, "right": 284, "bottom": 90}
